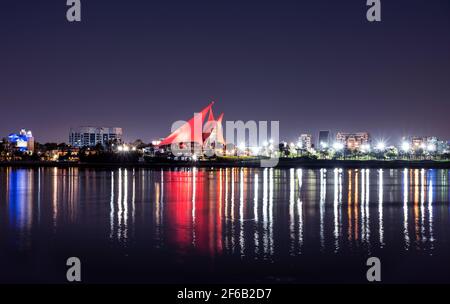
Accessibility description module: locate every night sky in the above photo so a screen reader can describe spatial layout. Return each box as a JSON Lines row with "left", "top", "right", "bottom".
{"left": 1, "top": 0, "right": 449, "bottom": 144}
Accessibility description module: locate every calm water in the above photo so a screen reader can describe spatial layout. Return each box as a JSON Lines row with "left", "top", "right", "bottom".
{"left": 1, "top": 166, "right": 450, "bottom": 283}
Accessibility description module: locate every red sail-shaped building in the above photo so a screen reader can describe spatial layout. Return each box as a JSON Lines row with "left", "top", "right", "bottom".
{"left": 159, "top": 102, "right": 213, "bottom": 147}
{"left": 159, "top": 102, "right": 225, "bottom": 155}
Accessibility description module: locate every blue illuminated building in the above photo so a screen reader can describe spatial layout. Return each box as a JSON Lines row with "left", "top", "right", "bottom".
{"left": 8, "top": 129, "right": 35, "bottom": 152}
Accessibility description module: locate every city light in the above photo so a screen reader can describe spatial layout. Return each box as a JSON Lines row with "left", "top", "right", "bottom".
{"left": 333, "top": 142, "right": 344, "bottom": 151}
{"left": 238, "top": 142, "right": 246, "bottom": 151}
{"left": 361, "top": 144, "right": 371, "bottom": 152}
{"left": 251, "top": 146, "right": 260, "bottom": 155}
{"left": 427, "top": 144, "right": 436, "bottom": 152}
{"left": 376, "top": 141, "right": 386, "bottom": 151}
{"left": 118, "top": 145, "right": 130, "bottom": 152}
{"left": 320, "top": 142, "right": 328, "bottom": 149}
{"left": 401, "top": 142, "right": 410, "bottom": 152}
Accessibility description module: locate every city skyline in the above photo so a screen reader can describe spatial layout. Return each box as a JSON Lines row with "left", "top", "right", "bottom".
{"left": 1, "top": 0, "right": 449, "bottom": 143}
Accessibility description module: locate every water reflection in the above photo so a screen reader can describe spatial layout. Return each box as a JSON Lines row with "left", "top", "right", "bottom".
{"left": 378, "top": 169, "right": 384, "bottom": 247}
{"left": 0, "top": 167, "right": 447, "bottom": 257}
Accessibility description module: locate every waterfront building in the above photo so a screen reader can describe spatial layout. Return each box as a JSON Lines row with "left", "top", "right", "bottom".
{"left": 8, "top": 129, "right": 35, "bottom": 152}
{"left": 158, "top": 102, "right": 226, "bottom": 157}
{"left": 69, "top": 126, "right": 123, "bottom": 148}
{"left": 318, "top": 130, "right": 330, "bottom": 149}
{"left": 298, "top": 134, "right": 313, "bottom": 150}
{"left": 336, "top": 132, "right": 370, "bottom": 150}
{"left": 402, "top": 136, "right": 449, "bottom": 153}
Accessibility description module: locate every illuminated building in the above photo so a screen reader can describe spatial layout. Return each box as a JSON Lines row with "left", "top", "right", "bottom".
{"left": 8, "top": 129, "right": 35, "bottom": 152}
{"left": 318, "top": 131, "right": 330, "bottom": 149}
{"left": 298, "top": 134, "right": 313, "bottom": 150}
{"left": 402, "top": 136, "right": 449, "bottom": 154}
{"left": 336, "top": 132, "right": 370, "bottom": 151}
{"left": 158, "top": 102, "right": 226, "bottom": 156}
{"left": 69, "top": 127, "right": 123, "bottom": 148}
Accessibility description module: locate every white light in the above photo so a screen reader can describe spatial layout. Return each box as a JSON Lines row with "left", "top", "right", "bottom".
{"left": 401, "top": 142, "right": 410, "bottom": 152}
{"left": 427, "top": 144, "right": 436, "bottom": 152}
{"left": 263, "top": 141, "right": 268, "bottom": 147}
{"left": 320, "top": 142, "right": 328, "bottom": 149}
{"left": 376, "top": 142, "right": 386, "bottom": 151}
{"left": 269, "top": 139, "right": 274, "bottom": 144}
{"left": 251, "top": 147, "right": 260, "bottom": 155}
{"left": 361, "top": 144, "right": 371, "bottom": 152}
{"left": 238, "top": 142, "right": 246, "bottom": 150}
{"left": 192, "top": 154, "right": 198, "bottom": 161}
{"left": 333, "top": 142, "right": 344, "bottom": 151}
{"left": 118, "top": 145, "right": 130, "bottom": 152}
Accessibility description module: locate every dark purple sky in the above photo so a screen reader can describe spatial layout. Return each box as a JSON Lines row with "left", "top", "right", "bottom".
{"left": 1, "top": 0, "right": 449, "bottom": 144}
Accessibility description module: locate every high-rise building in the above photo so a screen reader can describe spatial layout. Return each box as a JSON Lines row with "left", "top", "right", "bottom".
{"left": 69, "top": 127, "right": 123, "bottom": 148}
{"left": 336, "top": 132, "right": 370, "bottom": 150}
{"left": 318, "top": 131, "right": 330, "bottom": 149}
{"left": 298, "top": 134, "right": 313, "bottom": 150}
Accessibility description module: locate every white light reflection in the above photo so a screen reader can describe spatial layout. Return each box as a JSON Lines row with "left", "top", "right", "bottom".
{"left": 109, "top": 171, "right": 114, "bottom": 239}
{"left": 268, "top": 168, "right": 274, "bottom": 256}
{"left": 319, "top": 169, "right": 327, "bottom": 251}
{"left": 253, "top": 173, "right": 259, "bottom": 255}
{"left": 361, "top": 169, "right": 366, "bottom": 242}
{"left": 378, "top": 169, "right": 384, "bottom": 247}
{"left": 262, "top": 168, "right": 269, "bottom": 257}
{"left": 333, "top": 168, "right": 342, "bottom": 252}
{"left": 297, "top": 169, "right": 304, "bottom": 255}
{"left": 239, "top": 168, "right": 245, "bottom": 257}
{"left": 403, "top": 168, "right": 410, "bottom": 250}
{"left": 420, "top": 169, "right": 426, "bottom": 244}
{"left": 365, "top": 169, "right": 370, "bottom": 247}
{"left": 289, "top": 168, "right": 295, "bottom": 255}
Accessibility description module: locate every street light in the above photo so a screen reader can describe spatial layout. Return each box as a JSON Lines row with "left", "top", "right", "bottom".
{"left": 320, "top": 142, "right": 328, "bottom": 149}
{"left": 401, "top": 142, "right": 410, "bottom": 152}
{"left": 427, "top": 144, "right": 436, "bottom": 152}
{"left": 376, "top": 141, "right": 386, "bottom": 151}
{"left": 251, "top": 146, "right": 260, "bottom": 155}
{"left": 361, "top": 144, "right": 371, "bottom": 152}
{"left": 333, "top": 142, "right": 344, "bottom": 151}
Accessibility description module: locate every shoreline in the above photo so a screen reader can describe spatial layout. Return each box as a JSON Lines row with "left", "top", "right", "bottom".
{"left": 1, "top": 159, "right": 450, "bottom": 169}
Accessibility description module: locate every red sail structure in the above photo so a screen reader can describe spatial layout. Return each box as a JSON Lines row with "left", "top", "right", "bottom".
{"left": 159, "top": 102, "right": 213, "bottom": 147}
{"left": 202, "top": 112, "right": 226, "bottom": 149}
{"left": 202, "top": 107, "right": 216, "bottom": 141}
{"left": 215, "top": 113, "right": 226, "bottom": 146}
